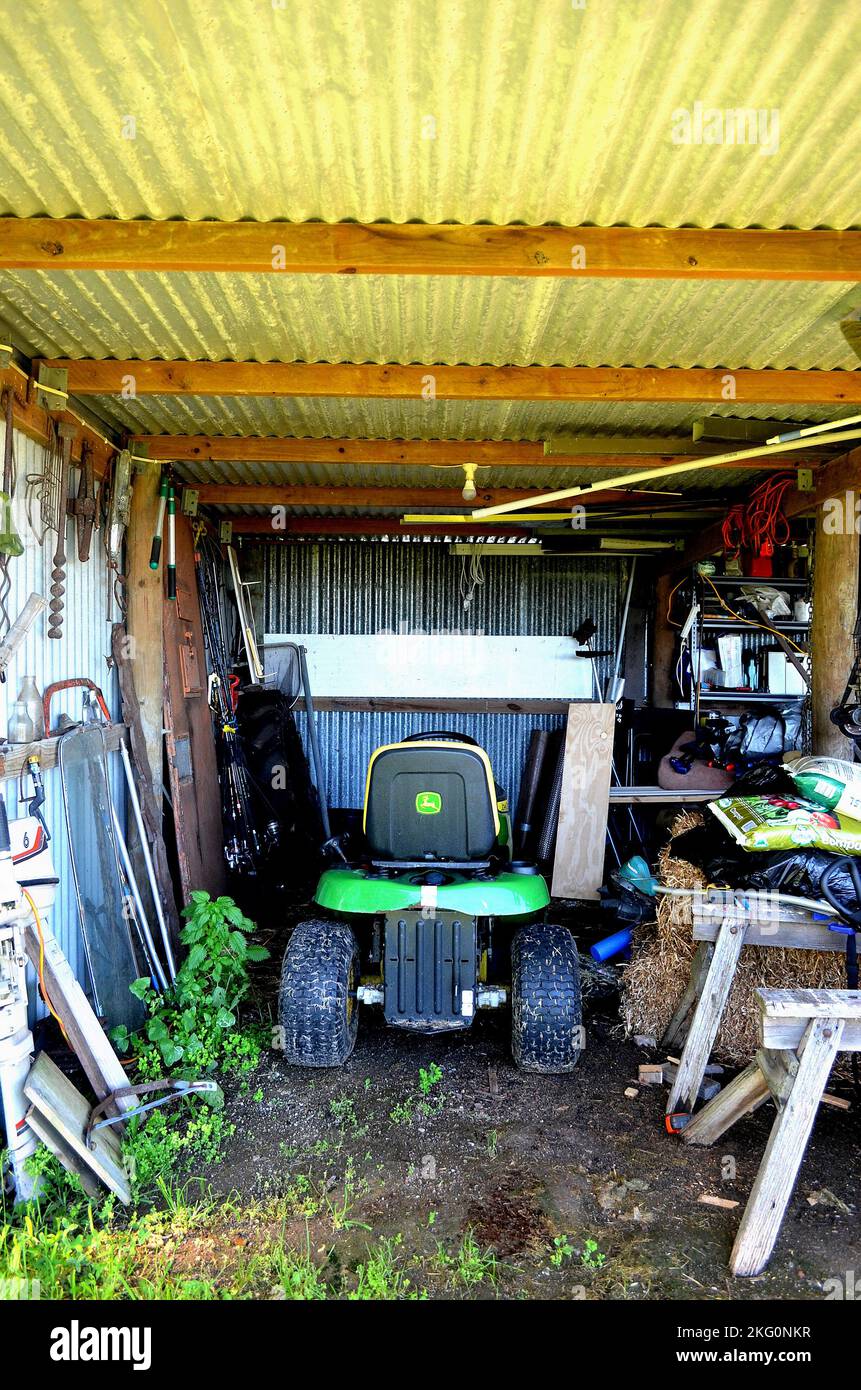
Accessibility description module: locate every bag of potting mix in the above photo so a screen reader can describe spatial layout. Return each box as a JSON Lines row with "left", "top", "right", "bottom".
{"left": 708, "top": 792, "right": 861, "bottom": 854}
{"left": 782, "top": 756, "right": 861, "bottom": 821}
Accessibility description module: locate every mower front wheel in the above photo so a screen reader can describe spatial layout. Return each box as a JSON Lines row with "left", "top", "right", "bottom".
{"left": 279, "top": 919, "right": 360, "bottom": 1067}
{"left": 511, "top": 923, "right": 583, "bottom": 1073}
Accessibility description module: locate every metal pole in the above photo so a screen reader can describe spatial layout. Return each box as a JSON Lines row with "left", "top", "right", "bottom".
{"left": 606, "top": 557, "right": 637, "bottom": 702}
{"left": 119, "top": 739, "right": 177, "bottom": 982}
{"left": 110, "top": 804, "right": 169, "bottom": 993}
{"left": 298, "top": 644, "right": 331, "bottom": 840}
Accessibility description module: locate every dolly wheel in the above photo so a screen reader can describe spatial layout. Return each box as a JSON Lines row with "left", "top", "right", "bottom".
{"left": 279, "top": 920, "right": 360, "bottom": 1067}
{"left": 511, "top": 923, "right": 583, "bottom": 1074}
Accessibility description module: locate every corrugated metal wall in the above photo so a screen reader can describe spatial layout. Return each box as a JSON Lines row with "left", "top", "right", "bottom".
{"left": 255, "top": 540, "right": 628, "bottom": 810}
{"left": 0, "top": 424, "right": 122, "bottom": 1020}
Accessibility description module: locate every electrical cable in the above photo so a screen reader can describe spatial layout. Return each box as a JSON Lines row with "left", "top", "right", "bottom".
{"left": 701, "top": 571, "right": 807, "bottom": 654}
{"left": 22, "top": 888, "right": 67, "bottom": 1040}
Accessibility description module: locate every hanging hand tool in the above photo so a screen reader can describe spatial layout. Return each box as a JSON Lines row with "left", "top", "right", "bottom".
{"left": 166, "top": 481, "right": 177, "bottom": 599}
{"left": 42, "top": 677, "right": 111, "bottom": 737}
{"left": 68, "top": 438, "right": 96, "bottom": 562}
{"left": 0, "top": 593, "right": 46, "bottom": 685}
{"left": 149, "top": 474, "right": 168, "bottom": 571}
{"left": 47, "top": 422, "right": 75, "bottom": 639}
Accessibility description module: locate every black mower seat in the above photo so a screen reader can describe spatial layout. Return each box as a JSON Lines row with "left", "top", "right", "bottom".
{"left": 364, "top": 738, "right": 500, "bottom": 862}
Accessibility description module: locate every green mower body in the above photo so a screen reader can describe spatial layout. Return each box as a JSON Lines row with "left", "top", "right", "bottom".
{"left": 278, "top": 734, "right": 582, "bottom": 1072}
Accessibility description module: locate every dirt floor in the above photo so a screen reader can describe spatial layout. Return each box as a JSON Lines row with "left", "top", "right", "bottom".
{"left": 194, "top": 945, "right": 861, "bottom": 1301}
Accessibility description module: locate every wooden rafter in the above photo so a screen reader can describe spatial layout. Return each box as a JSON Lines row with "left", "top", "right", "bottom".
{"left": 0, "top": 364, "right": 115, "bottom": 476}
{"left": 190, "top": 483, "right": 637, "bottom": 509}
{"left": 227, "top": 516, "right": 523, "bottom": 538}
{"left": 41, "top": 359, "right": 861, "bottom": 404}
{"left": 134, "top": 434, "right": 820, "bottom": 471}
{"left": 3, "top": 220, "right": 860, "bottom": 280}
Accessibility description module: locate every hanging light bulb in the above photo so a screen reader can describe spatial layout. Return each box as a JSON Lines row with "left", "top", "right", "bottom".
{"left": 461, "top": 463, "right": 477, "bottom": 502}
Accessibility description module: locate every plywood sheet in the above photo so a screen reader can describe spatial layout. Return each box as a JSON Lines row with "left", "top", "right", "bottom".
{"left": 551, "top": 702, "right": 615, "bottom": 901}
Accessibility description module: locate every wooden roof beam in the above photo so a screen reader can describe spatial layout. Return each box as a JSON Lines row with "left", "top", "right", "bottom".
{"left": 133, "top": 434, "right": 822, "bottom": 471}
{"left": 3, "top": 220, "right": 860, "bottom": 281}
{"left": 42, "top": 360, "right": 861, "bottom": 404}
{"left": 191, "top": 483, "right": 639, "bottom": 509}
{"left": 0, "top": 364, "right": 115, "bottom": 477}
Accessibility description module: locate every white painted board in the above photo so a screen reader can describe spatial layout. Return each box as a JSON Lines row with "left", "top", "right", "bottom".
{"left": 264, "top": 634, "right": 591, "bottom": 700}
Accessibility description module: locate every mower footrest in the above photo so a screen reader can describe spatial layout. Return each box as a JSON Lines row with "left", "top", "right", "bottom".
{"left": 383, "top": 911, "right": 477, "bottom": 1030}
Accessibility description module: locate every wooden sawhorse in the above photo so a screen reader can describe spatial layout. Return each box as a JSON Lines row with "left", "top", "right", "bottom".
{"left": 684, "top": 987, "right": 860, "bottom": 1276}
{"left": 663, "top": 889, "right": 856, "bottom": 1118}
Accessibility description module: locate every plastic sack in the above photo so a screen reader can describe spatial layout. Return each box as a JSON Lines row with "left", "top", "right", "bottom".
{"left": 708, "top": 793, "right": 861, "bottom": 854}
{"left": 743, "top": 848, "right": 861, "bottom": 916}
{"left": 784, "top": 756, "right": 861, "bottom": 820}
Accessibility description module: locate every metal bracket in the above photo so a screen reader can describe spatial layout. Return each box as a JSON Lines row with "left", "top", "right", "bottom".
{"left": 181, "top": 487, "right": 199, "bottom": 517}
{"left": 796, "top": 467, "right": 814, "bottom": 493}
{"left": 219, "top": 520, "right": 233, "bottom": 545}
{"left": 35, "top": 365, "right": 69, "bottom": 415}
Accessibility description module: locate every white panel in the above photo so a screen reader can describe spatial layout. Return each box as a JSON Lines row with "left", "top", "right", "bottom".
{"left": 265, "top": 634, "right": 591, "bottom": 700}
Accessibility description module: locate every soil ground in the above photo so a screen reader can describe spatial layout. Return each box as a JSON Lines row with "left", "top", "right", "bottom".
{"left": 196, "top": 939, "right": 861, "bottom": 1302}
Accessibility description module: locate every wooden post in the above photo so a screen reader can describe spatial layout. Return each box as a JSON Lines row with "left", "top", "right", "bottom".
{"left": 652, "top": 575, "right": 677, "bottom": 708}
{"left": 126, "top": 460, "right": 164, "bottom": 790}
{"left": 811, "top": 480, "right": 859, "bottom": 756}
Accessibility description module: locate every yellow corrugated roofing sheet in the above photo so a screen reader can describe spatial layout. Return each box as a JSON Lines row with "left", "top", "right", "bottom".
{"left": 0, "top": 0, "right": 859, "bottom": 228}
{"left": 1, "top": 271, "right": 858, "bottom": 371}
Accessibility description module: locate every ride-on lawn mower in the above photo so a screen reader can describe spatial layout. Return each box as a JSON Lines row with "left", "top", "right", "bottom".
{"left": 279, "top": 733, "right": 582, "bottom": 1072}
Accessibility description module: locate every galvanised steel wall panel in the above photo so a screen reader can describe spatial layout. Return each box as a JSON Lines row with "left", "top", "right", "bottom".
{"left": 259, "top": 540, "right": 627, "bottom": 811}
{"left": 0, "top": 426, "right": 123, "bottom": 1021}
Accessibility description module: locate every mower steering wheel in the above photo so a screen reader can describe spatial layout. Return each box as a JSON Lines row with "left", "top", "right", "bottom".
{"left": 401, "top": 730, "right": 478, "bottom": 746}
{"left": 820, "top": 856, "right": 861, "bottom": 928}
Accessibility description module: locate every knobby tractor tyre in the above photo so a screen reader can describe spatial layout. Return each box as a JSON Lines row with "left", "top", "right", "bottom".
{"left": 279, "top": 919, "right": 360, "bottom": 1067}
{"left": 511, "top": 923, "right": 583, "bottom": 1073}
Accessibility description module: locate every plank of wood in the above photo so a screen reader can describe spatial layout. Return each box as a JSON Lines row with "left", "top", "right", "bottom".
{"left": 812, "top": 484, "right": 860, "bottom": 756}
{"left": 667, "top": 913, "right": 748, "bottom": 1115}
{"left": 192, "top": 482, "right": 632, "bottom": 510}
{"left": 25, "top": 1107, "right": 102, "bottom": 1199}
{"left": 660, "top": 941, "right": 714, "bottom": 1051}
{"left": 756, "top": 1047, "right": 800, "bottom": 1109}
{"left": 0, "top": 722, "right": 125, "bottom": 779}
{"left": 24, "top": 1054, "right": 131, "bottom": 1203}
{"left": 550, "top": 702, "right": 615, "bottom": 900}
{"left": 40, "top": 359, "right": 861, "bottom": 405}
{"left": 5, "top": 221, "right": 860, "bottom": 280}
{"left": 608, "top": 786, "right": 717, "bottom": 803}
{"left": 134, "top": 433, "right": 809, "bottom": 470}
{"left": 126, "top": 460, "right": 165, "bottom": 793}
{"left": 21, "top": 919, "right": 133, "bottom": 1117}
{"left": 162, "top": 512, "right": 226, "bottom": 903}
{"left": 758, "top": 987, "right": 861, "bottom": 1020}
{"left": 684, "top": 1062, "right": 771, "bottom": 1147}
{"left": 730, "top": 1017, "right": 845, "bottom": 1277}
{"left": 693, "top": 915, "right": 853, "bottom": 953}
{"left": 0, "top": 364, "right": 116, "bottom": 478}
{"left": 230, "top": 516, "right": 524, "bottom": 539}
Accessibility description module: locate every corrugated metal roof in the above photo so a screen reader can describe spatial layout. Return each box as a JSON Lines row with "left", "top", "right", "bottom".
{"left": 173, "top": 456, "right": 764, "bottom": 499}
{"left": 0, "top": 0, "right": 858, "bottom": 228}
{"left": 0, "top": 271, "right": 858, "bottom": 371}
{"left": 85, "top": 391, "right": 861, "bottom": 443}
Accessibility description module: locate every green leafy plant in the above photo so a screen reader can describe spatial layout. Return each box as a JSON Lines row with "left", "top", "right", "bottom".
{"left": 580, "top": 1237, "right": 606, "bottom": 1270}
{"left": 112, "top": 893, "right": 268, "bottom": 1078}
{"left": 550, "top": 1234, "right": 574, "bottom": 1267}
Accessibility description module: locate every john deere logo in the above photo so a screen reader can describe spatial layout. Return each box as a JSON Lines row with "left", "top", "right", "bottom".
{"left": 416, "top": 791, "right": 442, "bottom": 815}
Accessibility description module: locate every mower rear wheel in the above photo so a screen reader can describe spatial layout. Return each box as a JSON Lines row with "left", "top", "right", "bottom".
{"left": 511, "top": 923, "right": 583, "bottom": 1073}
{"left": 279, "top": 919, "right": 360, "bottom": 1067}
